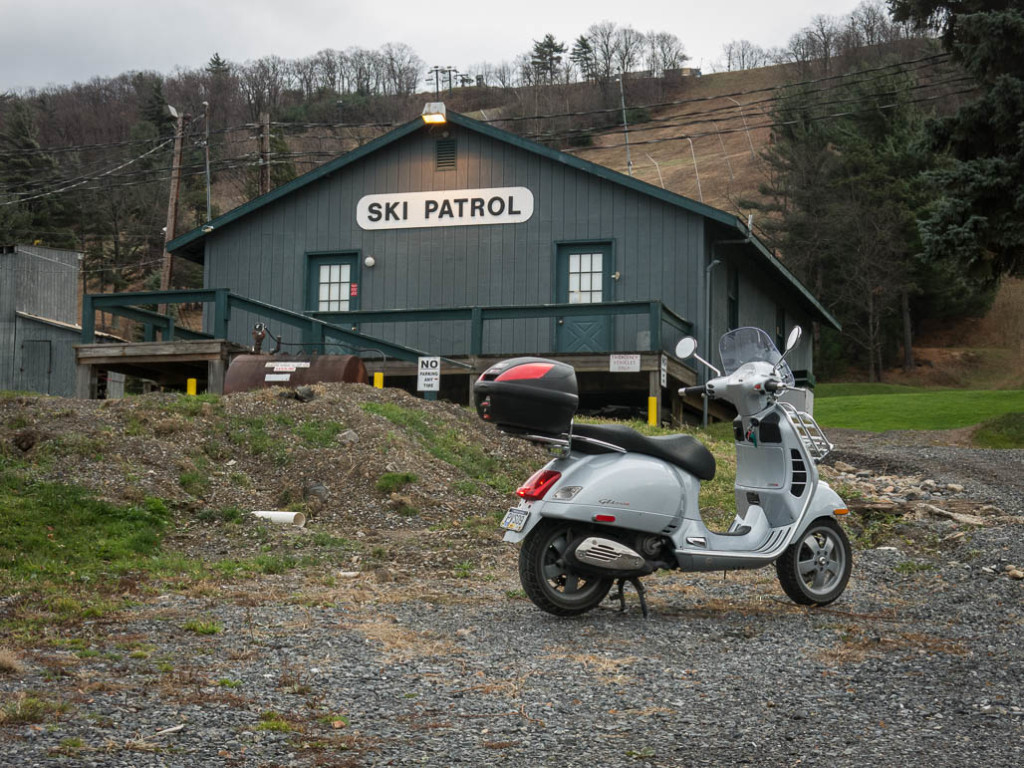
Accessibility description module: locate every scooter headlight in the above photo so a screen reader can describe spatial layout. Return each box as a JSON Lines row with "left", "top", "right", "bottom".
{"left": 552, "top": 486, "right": 582, "bottom": 500}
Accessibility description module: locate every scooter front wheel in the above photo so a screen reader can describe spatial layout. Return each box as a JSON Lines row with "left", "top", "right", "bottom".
{"left": 519, "top": 521, "right": 613, "bottom": 617}
{"left": 775, "top": 517, "right": 852, "bottom": 606}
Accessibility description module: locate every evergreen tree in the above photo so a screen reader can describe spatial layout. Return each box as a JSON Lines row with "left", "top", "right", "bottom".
{"left": 530, "top": 34, "right": 567, "bottom": 84}
{"left": 889, "top": 0, "right": 1024, "bottom": 278}
{"left": 745, "top": 72, "right": 978, "bottom": 378}
{"left": 206, "top": 52, "right": 230, "bottom": 76}
{"left": 571, "top": 36, "right": 598, "bottom": 81}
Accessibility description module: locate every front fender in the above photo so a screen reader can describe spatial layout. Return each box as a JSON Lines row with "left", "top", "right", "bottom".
{"left": 794, "top": 480, "right": 848, "bottom": 535}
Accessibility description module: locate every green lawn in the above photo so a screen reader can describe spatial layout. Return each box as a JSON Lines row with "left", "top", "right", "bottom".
{"left": 814, "top": 387, "right": 1024, "bottom": 432}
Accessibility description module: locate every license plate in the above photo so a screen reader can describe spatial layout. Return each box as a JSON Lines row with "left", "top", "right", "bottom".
{"left": 500, "top": 508, "right": 529, "bottom": 532}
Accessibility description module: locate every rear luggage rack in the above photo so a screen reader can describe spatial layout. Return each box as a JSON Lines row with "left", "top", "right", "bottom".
{"left": 779, "top": 402, "right": 833, "bottom": 462}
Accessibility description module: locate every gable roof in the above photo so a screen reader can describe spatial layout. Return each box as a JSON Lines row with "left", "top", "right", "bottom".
{"left": 169, "top": 110, "right": 839, "bottom": 330}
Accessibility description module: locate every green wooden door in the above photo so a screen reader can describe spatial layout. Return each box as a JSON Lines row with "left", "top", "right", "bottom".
{"left": 555, "top": 243, "right": 612, "bottom": 353}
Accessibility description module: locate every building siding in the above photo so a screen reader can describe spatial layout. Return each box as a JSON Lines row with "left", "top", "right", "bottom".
{"left": 202, "top": 123, "right": 708, "bottom": 358}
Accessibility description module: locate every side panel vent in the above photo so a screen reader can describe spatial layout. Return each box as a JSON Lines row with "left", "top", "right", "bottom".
{"left": 790, "top": 449, "right": 807, "bottom": 497}
{"left": 435, "top": 139, "right": 457, "bottom": 170}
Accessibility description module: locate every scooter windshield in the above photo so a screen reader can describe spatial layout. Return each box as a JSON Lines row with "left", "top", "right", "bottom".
{"left": 718, "top": 327, "right": 795, "bottom": 386}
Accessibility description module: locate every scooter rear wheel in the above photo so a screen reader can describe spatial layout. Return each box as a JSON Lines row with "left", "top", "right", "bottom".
{"left": 775, "top": 517, "right": 852, "bottom": 606}
{"left": 519, "top": 521, "right": 613, "bottom": 617}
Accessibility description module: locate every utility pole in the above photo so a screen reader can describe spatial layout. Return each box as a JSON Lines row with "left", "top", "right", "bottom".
{"left": 445, "top": 66, "right": 457, "bottom": 96}
{"left": 428, "top": 66, "right": 442, "bottom": 97}
{"left": 259, "top": 112, "right": 271, "bottom": 197}
{"left": 617, "top": 76, "right": 633, "bottom": 176}
{"left": 159, "top": 106, "right": 189, "bottom": 314}
{"left": 202, "top": 101, "right": 211, "bottom": 221}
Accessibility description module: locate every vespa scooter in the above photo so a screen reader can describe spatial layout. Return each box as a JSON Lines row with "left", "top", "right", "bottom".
{"left": 474, "top": 326, "right": 852, "bottom": 617}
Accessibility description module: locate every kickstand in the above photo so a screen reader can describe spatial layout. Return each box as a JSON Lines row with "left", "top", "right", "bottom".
{"left": 614, "top": 577, "right": 649, "bottom": 619}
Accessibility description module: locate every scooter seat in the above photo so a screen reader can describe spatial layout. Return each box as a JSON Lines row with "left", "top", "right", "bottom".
{"left": 571, "top": 423, "right": 716, "bottom": 481}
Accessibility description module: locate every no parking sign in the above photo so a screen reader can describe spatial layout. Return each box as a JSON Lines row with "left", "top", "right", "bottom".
{"left": 417, "top": 356, "right": 440, "bottom": 392}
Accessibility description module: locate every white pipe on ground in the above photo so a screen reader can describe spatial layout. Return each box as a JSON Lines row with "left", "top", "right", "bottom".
{"left": 252, "top": 510, "right": 306, "bottom": 527}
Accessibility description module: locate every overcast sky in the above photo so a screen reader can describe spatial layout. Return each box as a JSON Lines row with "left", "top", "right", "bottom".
{"left": 2, "top": 0, "right": 864, "bottom": 91}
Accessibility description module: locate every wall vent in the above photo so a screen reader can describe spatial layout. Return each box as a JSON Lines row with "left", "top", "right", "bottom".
{"left": 435, "top": 139, "right": 457, "bottom": 170}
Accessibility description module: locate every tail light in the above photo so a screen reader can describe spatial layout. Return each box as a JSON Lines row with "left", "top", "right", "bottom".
{"left": 516, "top": 469, "right": 561, "bottom": 501}
{"left": 495, "top": 362, "right": 554, "bottom": 381}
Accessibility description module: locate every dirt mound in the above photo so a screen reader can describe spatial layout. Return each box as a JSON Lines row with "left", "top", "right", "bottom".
{"left": 0, "top": 383, "right": 546, "bottom": 567}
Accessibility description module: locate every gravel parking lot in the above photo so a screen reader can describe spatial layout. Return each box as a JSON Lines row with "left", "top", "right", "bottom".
{"left": 2, "top": 395, "right": 1022, "bottom": 767}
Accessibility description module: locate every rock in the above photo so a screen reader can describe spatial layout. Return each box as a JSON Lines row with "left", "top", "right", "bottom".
{"left": 1008, "top": 570, "right": 1024, "bottom": 581}
{"left": 834, "top": 461, "right": 856, "bottom": 473}
{"left": 946, "top": 484, "right": 964, "bottom": 494}
{"left": 337, "top": 429, "right": 359, "bottom": 445}
{"left": 294, "top": 385, "right": 316, "bottom": 402}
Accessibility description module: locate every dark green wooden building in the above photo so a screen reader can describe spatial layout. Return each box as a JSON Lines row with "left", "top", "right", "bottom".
{"left": 165, "top": 105, "right": 838, "bottom": 415}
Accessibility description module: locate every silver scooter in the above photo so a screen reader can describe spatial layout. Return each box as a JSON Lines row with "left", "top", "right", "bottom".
{"left": 474, "top": 326, "right": 852, "bottom": 617}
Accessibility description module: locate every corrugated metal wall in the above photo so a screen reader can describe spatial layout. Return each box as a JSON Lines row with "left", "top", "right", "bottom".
{"left": 1, "top": 246, "right": 84, "bottom": 395}
{"left": 15, "top": 246, "right": 80, "bottom": 324}
{"left": 203, "top": 124, "right": 706, "bottom": 357}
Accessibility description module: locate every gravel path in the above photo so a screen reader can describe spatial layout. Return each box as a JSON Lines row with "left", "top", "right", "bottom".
{"left": 3, "top": 435, "right": 1024, "bottom": 767}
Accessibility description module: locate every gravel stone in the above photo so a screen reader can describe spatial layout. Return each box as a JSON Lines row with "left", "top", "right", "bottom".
{"left": 1, "top": 392, "right": 1022, "bottom": 765}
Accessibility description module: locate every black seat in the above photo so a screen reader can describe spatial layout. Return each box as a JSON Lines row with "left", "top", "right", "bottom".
{"left": 571, "top": 423, "right": 716, "bottom": 481}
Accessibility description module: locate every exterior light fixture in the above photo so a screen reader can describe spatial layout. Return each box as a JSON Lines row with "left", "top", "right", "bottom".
{"left": 364, "top": 256, "right": 376, "bottom": 268}
{"left": 421, "top": 102, "right": 447, "bottom": 124}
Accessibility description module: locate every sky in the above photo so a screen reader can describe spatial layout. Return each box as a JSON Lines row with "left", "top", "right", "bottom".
{"left": 1, "top": 0, "right": 865, "bottom": 91}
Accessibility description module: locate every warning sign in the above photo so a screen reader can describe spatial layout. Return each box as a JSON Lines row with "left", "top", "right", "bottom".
{"left": 417, "top": 356, "right": 440, "bottom": 392}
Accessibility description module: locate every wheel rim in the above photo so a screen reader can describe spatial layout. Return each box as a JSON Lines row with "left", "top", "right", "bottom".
{"left": 539, "top": 526, "right": 607, "bottom": 605}
{"left": 795, "top": 526, "right": 847, "bottom": 597}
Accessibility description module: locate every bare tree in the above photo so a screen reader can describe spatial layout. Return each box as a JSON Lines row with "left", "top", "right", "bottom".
{"left": 646, "top": 31, "right": 688, "bottom": 75}
{"left": 238, "top": 56, "right": 288, "bottom": 121}
{"left": 615, "top": 26, "right": 646, "bottom": 74}
{"left": 587, "top": 21, "right": 620, "bottom": 79}
{"left": 380, "top": 43, "right": 423, "bottom": 95}
{"left": 721, "top": 39, "right": 770, "bottom": 71}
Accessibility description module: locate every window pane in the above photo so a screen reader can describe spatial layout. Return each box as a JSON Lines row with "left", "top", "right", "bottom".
{"left": 569, "top": 253, "right": 580, "bottom": 272}
{"left": 568, "top": 292, "right": 580, "bottom": 304}
{"left": 591, "top": 290, "right": 602, "bottom": 303}
{"left": 340, "top": 264, "right": 350, "bottom": 281}
{"left": 580, "top": 253, "right": 591, "bottom": 272}
{"left": 591, "top": 253, "right": 602, "bottom": 271}
{"left": 328, "top": 284, "right": 339, "bottom": 300}
{"left": 580, "top": 274, "right": 591, "bottom": 292}
{"left": 319, "top": 284, "right": 330, "bottom": 302}
{"left": 339, "top": 300, "right": 349, "bottom": 312}
{"left": 320, "top": 264, "right": 331, "bottom": 282}
{"left": 569, "top": 274, "right": 580, "bottom": 292}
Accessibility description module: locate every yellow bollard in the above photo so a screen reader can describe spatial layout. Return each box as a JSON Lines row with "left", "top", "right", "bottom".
{"left": 373, "top": 372, "right": 384, "bottom": 389}
{"left": 187, "top": 378, "right": 197, "bottom": 396}
{"left": 648, "top": 396, "right": 658, "bottom": 426}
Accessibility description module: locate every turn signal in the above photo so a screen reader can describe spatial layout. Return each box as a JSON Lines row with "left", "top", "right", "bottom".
{"left": 834, "top": 508, "right": 849, "bottom": 515}
{"left": 516, "top": 469, "right": 561, "bottom": 501}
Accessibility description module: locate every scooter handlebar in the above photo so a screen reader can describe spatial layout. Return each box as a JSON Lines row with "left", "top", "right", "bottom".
{"left": 680, "top": 385, "right": 707, "bottom": 398}
{"left": 764, "top": 379, "right": 785, "bottom": 393}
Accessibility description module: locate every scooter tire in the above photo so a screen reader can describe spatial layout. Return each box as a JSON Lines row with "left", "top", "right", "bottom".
{"left": 775, "top": 517, "right": 852, "bottom": 606}
{"left": 519, "top": 521, "right": 613, "bottom": 617}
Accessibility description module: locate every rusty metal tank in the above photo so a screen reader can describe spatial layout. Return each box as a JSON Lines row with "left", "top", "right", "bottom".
{"left": 223, "top": 354, "right": 369, "bottom": 394}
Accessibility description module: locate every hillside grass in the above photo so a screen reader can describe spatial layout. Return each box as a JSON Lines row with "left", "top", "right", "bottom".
{"left": 814, "top": 387, "right": 1024, "bottom": 434}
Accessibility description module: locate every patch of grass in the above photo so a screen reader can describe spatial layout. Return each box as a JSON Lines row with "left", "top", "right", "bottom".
{"left": 361, "top": 402, "right": 528, "bottom": 493}
{"left": 227, "top": 416, "right": 290, "bottom": 466}
{"left": 178, "top": 469, "right": 210, "bottom": 497}
{"left": 295, "top": 420, "right": 345, "bottom": 447}
{"left": 376, "top": 471, "right": 417, "bottom": 493}
{"left": 257, "top": 711, "right": 293, "bottom": 732}
{"left": 183, "top": 618, "right": 223, "bottom": 635}
{"left": 453, "top": 479, "right": 480, "bottom": 496}
{"left": 972, "top": 412, "right": 1024, "bottom": 449}
{"left": 217, "top": 678, "right": 242, "bottom": 688}
{"left": 0, "top": 647, "right": 25, "bottom": 674}
{"left": 0, "top": 479, "right": 170, "bottom": 586}
{"left": 0, "top": 693, "right": 69, "bottom": 724}
{"left": 39, "top": 434, "right": 106, "bottom": 460}
{"left": 195, "top": 507, "right": 244, "bottom": 524}
{"left": 162, "top": 393, "right": 221, "bottom": 418}
{"left": 814, "top": 389, "right": 1024, "bottom": 431}
{"left": 453, "top": 561, "right": 474, "bottom": 578}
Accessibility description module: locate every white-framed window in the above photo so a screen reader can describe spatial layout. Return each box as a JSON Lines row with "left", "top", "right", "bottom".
{"left": 317, "top": 262, "right": 351, "bottom": 312}
{"left": 567, "top": 251, "right": 603, "bottom": 304}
